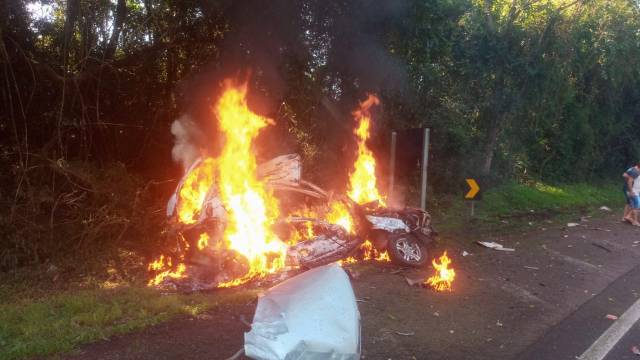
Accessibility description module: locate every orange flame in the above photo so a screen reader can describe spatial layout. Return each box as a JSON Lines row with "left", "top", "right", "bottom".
{"left": 425, "top": 251, "right": 456, "bottom": 291}
{"left": 177, "top": 158, "right": 216, "bottom": 224}
{"left": 147, "top": 255, "right": 187, "bottom": 286}
{"left": 149, "top": 80, "right": 288, "bottom": 288}
{"left": 215, "top": 80, "right": 287, "bottom": 287}
{"left": 361, "top": 240, "right": 391, "bottom": 262}
{"left": 338, "top": 256, "right": 358, "bottom": 266}
{"left": 347, "top": 94, "right": 385, "bottom": 206}
{"left": 326, "top": 201, "right": 353, "bottom": 233}
{"left": 197, "top": 233, "right": 209, "bottom": 251}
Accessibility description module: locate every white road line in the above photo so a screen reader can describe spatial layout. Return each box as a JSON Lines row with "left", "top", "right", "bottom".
{"left": 578, "top": 296, "right": 640, "bottom": 360}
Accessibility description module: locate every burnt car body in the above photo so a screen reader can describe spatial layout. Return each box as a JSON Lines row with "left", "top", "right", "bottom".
{"left": 287, "top": 199, "right": 436, "bottom": 268}
{"left": 165, "top": 154, "right": 437, "bottom": 277}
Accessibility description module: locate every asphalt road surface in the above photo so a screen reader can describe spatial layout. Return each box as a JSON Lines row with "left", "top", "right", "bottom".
{"left": 62, "top": 211, "right": 640, "bottom": 360}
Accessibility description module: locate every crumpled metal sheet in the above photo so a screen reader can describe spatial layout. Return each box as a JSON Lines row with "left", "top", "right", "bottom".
{"left": 244, "top": 264, "right": 361, "bottom": 360}
{"left": 365, "top": 215, "right": 410, "bottom": 232}
{"left": 286, "top": 224, "right": 360, "bottom": 268}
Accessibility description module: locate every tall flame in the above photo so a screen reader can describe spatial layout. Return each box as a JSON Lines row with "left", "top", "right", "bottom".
{"left": 177, "top": 158, "right": 216, "bottom": 224}
{"left": 347, "top": 94, "right": 386, "bottom": 206}
{"left": 425, "top": 251, "right": 456, "bottom": 292}
{"left": 149, "top": 80, "right": 287, "bottom": 288}
{"left": 215, "top": 80, "right": 287, "bottom": 287}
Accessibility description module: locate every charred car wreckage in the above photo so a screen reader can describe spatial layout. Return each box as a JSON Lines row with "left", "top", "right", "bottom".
{"left": 162, "top": 154, "right": 437, "bottom": 291}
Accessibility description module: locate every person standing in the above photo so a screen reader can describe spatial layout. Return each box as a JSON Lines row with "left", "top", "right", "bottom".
{"left": 623, "top": 162, "right": 640, "bottom": 225}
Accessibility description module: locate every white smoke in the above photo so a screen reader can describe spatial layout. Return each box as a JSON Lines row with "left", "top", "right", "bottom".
{"left": 170, "top": 115, "right": 201, "bottom": 171}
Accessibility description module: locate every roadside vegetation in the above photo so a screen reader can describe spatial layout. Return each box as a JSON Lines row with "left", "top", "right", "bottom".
{"left": 432, "top": 181, "right": 621, "bottom": 235}
{"left": 0, "top": 284, "right": 255, "bottom": 360}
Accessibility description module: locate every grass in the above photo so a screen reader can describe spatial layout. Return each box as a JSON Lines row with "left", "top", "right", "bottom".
{"left": 0, "top": 286, "right": 256, "bottom": 360}
{"left": 432, "top": 181, "right": 621, "bottom": 235}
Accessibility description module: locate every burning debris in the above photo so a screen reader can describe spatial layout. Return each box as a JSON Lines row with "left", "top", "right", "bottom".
{"left": 148, "top": 82, "right": 446, "bottom": 293}
{"left": 425, "top": 251, "right": 456, "bottom": 292}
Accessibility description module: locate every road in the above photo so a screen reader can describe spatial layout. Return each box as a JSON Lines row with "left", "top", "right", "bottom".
{"left": 62, "top": 211, "right": 640, "bottom": 360}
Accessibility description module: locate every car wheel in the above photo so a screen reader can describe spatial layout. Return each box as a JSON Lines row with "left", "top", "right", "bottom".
{"left": 388, "top": 233, "right": 428, "bottom": 267}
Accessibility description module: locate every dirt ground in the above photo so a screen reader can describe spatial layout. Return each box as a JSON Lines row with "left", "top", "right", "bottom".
{"left": 55, "top": 211, "right": 640, "bottom": 360}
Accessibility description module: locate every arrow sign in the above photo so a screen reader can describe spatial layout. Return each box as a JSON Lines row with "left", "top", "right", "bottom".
{"left": 465, "top": 178, "right": 480, "bottom": 199}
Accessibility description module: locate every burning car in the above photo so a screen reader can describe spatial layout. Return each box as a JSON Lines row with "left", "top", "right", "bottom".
{"left": 163, "top": 153, "right": 436, "bottom": 286}
{"left": 148, "top": 81, "right": 437, "bottom": 291}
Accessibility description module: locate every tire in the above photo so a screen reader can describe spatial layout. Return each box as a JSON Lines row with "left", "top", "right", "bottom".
{"left": 388, "top": 233, "right": 428, "bottom": 267}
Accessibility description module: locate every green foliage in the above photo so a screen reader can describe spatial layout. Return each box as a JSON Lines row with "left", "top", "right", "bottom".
{"left": 433, "top": 181, "right": 621, "bottom": 233}
{"left": 0, "top": 286, "right": 255, "bottom": 360}
{"left": 480, "top": 181, "right": 620, "bottom": 216}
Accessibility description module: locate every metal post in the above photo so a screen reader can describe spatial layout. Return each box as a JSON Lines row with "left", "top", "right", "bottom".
{"left": 389, "top": 131, "right": 397, "bottom": 203}
{"left": 420, "top": 128, "right": 430, "bottom": 210}
{"left": 471, "top": 200, "right": 475, "bottom": 217}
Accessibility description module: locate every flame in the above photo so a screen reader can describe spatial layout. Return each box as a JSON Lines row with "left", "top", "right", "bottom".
{"left": 214, "top": 80, "right": 287, "bottom": 287}
{"left": 338, "top": 256, "right": 358, "bottom": 266}
{"left": 326, "top": 201, "right": 353, "bottom": 233}
{"left": 361, "top": 240, "right": 390, "bottom": 262}
{"left": 177, "top": 158, "right": 216, "bottom": 224}
{"left": 148, "top": 80, "right": 288, "bottom": 289}
{"left": 425, "top": 251, "right": 456, "bottom": 292}
{"left": 197, "top": 233, "right": 209, "bottom": 250}
{"left": 147, "top": 255, "right": 187, "bottom": 286}
{"left": 347, "top": 94, "right": 385, "bottom": 206}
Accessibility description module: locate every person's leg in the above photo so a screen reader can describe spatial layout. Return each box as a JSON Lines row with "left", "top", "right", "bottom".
{"left": 623, "top": 189, "right": 633, "bottom": 222}
{"left": 624, "top": 204, "right": 631, "bottom": 222}
{"left": 631, "top": 196, "right": 640, "bottom": 226}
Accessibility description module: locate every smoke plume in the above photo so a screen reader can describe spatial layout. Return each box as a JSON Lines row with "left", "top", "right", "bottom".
{"left": 170, "top": 115, "right": 201, "bottom": 171}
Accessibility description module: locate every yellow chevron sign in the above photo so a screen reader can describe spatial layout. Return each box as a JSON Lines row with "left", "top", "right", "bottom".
{"left": 465, "top": 178, "right": 480, "bottom": 199}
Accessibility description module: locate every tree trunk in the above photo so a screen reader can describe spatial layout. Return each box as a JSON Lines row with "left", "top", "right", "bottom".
{"left": 105, "top": 0, "right": 127, "bottom": 59}
{"left": 62, "top": 0, "right": 80, "bottom": 68}
{"left": 481, "top": 117, "right": 501, "bottom": 175}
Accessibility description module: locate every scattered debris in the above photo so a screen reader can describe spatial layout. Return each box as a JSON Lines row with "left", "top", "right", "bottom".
{"left": 462, "top": 250, "right": 470, "bottom": 257}
{"left": 244, "top": 264, "right": 360, "bottom": 360}
{"left": 563, "top": 235, "right": 569, "bottom": 238}
{"left": 605, "top": 314, "right": 618, "bottom": 320}
{"left": 496, "top": 320, "right": 503, "bottom": 327}
{"left": 476, "top": 241, "right": 515, "bottom": 252}
{"left": 567, "top": 223, "right": 580, "bottom": 227}
{"left": 195, "top": 313, "right": 213, "bottom": 320}
{"left": 631, "top": 345, "right": 640, "bottom": 356}
{"left": 390, "top": 269, "right": 404, "bottom": 274}
{"left": 425, "top": 251, "right": 456, "bottom": 291}
{"left": 356, "top": 297, "right": 370, "bottom": 303}
{"left": 395, "top": 331, "right": 415, "bottom": 336}
{"left": 524, "top": 266, "right": 540, "bottom": 270}
{"left": 600, "top": 206, "right": 612, "bottom": 212}
{"left": 433, "top": 311, "right": 440, "bottom": 317}
{"left": 405, "top": 276, "right": 423, "bottom": 287}
{"left": 588, "top": 227, "right": 612, "bottom": 232}
{"left": 449, "top": 330, "right": 455, "bottom": 334}
{"left": 591, "top": 242, "right": 613, "bottom": 253}
{"left": 387, "top": 314, "right": 398, "bottom": 320}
